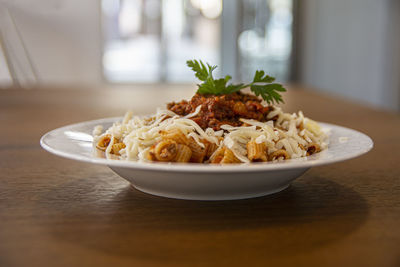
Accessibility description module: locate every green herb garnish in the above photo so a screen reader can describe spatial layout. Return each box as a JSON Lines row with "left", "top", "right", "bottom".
{"left": 187, "top": 59, "right": 286, "bottom": 105}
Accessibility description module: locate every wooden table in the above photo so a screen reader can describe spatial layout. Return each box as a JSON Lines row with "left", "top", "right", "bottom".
{"left": 1, "top": 85, "right": 399, "bottom": 267}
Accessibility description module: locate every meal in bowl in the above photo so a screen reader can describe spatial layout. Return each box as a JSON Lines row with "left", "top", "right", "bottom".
{"left": 93, "top": 60, "right": 328, "bottom": 164}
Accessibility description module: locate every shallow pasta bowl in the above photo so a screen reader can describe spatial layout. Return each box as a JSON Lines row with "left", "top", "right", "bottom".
{"left": 40, "top": 117, "right": 373, "bottom": 200}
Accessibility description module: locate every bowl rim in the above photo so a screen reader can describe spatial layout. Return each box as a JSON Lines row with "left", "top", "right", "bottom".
{"left": 40, "top": 117, "right": 373, "bottom": 173}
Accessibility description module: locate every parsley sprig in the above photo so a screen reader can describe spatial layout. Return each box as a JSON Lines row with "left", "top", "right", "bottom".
{"left": 187, "top": 59, "right": 286, "bottom": 105}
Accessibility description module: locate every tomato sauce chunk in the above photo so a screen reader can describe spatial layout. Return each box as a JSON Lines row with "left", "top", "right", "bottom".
{"left": 167, "top": 92, "right": 271, "bottom": 130}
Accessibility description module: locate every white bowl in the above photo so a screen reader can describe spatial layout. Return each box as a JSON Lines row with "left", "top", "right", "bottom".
{"left": 40, "top": 118, "right": 373, "bottom": 200}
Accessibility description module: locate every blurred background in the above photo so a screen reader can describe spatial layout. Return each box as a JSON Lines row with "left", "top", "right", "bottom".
{"left": 0, "top": 0, "right": 399, "bottom": 111}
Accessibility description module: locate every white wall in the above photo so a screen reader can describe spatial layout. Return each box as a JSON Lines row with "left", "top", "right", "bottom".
{"left": 0, "top": 40, "right": 12, "bottom": 86}
{"left": 299, "top": 0, "right": 400, "bottom": 111}
{"left": 0, "top": 0, "right": 102, "bottom": 87}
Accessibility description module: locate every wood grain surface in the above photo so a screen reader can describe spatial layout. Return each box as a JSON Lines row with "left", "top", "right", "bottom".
{"left": 0, "top": 85, "right": 399, "bottom": 267}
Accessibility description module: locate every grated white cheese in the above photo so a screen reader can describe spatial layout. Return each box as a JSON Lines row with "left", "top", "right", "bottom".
{"left": 94, "top": 105, "right": 329, "bottom": 163}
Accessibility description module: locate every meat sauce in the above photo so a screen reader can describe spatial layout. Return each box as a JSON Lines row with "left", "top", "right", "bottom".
{"left": 167, "top": 92, "right": 272, "bottom": 130}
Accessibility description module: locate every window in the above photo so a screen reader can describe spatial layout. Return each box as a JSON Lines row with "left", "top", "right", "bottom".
{"left": 102, "top": 0, "right": 293, "bottom": 83}
{"left": 238, "top": 0, "right": 293, "bottom": 81}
